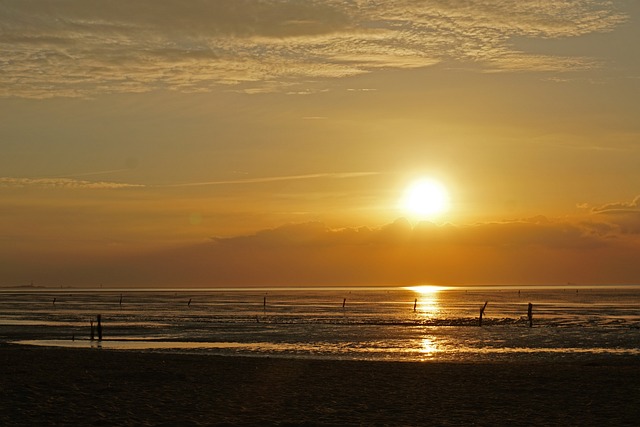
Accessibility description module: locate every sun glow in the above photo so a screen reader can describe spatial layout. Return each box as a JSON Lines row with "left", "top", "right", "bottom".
{"left": 401, "top": 179, "right": 450, "bottom": 219}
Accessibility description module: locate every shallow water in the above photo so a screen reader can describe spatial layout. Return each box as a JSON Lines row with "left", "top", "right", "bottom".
{"left": 1, "top": 285, "right": 639, "bottom": 362}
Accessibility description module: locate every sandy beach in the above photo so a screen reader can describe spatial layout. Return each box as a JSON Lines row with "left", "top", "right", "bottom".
{"left": 1, "top": 343, "right": 639, "bottom": 426}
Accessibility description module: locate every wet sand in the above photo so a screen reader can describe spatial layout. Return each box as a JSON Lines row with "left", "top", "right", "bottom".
{"left": 1, "top": 343, "right": 638, "bottom": 426}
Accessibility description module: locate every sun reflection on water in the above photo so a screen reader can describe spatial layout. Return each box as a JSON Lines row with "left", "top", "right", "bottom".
{"left": 406, "top": 285, "right": 446, "bottom": 294}
{"left": 419, "top": 337, "right": 439, "bottom": 356}
{"left": 407, "top": 285, "right": 443, "bottom": 318}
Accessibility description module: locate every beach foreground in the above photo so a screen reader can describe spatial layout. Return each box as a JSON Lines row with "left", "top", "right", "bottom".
{"left": 1, "top": 344, "right": 638, "bottom": 426}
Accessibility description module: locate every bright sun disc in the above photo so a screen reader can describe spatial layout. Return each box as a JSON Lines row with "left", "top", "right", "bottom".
{"left": 402, "top": 179, "right": 449, "bottom": 218}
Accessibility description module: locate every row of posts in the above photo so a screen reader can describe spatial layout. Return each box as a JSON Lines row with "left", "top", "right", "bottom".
{"left": 80, "top": 298, "right": 535, "bottom": 340}
{"left": 478, "top": 301, "right": 534, "bottom": 327}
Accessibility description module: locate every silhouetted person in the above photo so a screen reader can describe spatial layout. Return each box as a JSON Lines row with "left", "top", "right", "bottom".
{"left": 527, "top": 303, "right": 533, "bottom": 328}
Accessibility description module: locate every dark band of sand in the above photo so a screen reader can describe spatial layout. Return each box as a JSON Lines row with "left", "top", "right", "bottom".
{"left": 1, "top": 343, "right": 638, "bottom": 426}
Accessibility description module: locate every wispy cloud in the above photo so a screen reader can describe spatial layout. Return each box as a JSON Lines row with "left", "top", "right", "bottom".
{"left": 0, "top": 177, "right": 143, "bottom": 190}
{"left": 585, "top": 196, "right": 640, "bottom": 235}
{"left": 0, "top": 171, "right": 379, "bottom": 190}
{"left": 592, "top": 195, "right": 640, "bottom": 214}
{"left": 165, "top": 172, "right": 381, "bottom": 187}
{"left": 0, "top": 0, "right": 627, "bottom": 98}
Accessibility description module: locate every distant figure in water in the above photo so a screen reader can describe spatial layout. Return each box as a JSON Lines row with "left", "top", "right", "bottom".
{"left": 414, "top": 298, "right": 417, "bottom": 312}
{"left": 188, "top": 298, "right": 192, "bottom": 307}
{"left": 52, "top": 297, "right": 56, "bottom": 306}
{"left": 527, "top": 303, "right": 533, "bottom": 328}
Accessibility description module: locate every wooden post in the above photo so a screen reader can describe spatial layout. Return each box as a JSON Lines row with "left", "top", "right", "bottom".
{"left": 479, "top": 301, "right": 488, "bottom": 327}
{"left": 97, "top": 314, "right": 103, "bottom": 340}
{"left": 527, "top": 302, "right": 533, "bottom": 328}
{"left": 342, "top": 298, "right": 346, "bottom": 308}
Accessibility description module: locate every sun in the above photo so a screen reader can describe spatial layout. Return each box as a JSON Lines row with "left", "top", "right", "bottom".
{"left": 401, "top": 179, "right": 450, "bottom": 219}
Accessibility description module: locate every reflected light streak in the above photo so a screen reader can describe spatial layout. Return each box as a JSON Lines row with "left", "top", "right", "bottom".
{"left": 419, "top": 337, "right": 439, "bottom": 356}
{"left": 407, "top": 285, "right": 444, "bottom": 318}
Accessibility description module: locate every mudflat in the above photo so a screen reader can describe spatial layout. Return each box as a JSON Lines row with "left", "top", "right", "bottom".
{"left": 1, "top": 343, "right": 638, "bottom": 426}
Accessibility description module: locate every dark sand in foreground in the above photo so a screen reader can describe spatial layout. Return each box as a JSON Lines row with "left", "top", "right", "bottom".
{"left": 1, "top": 344, "right": 638, "bottom": 426}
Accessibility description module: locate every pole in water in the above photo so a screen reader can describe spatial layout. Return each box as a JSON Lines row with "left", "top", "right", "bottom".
{"left": 119, "top": 294, "right": 123, "bottom": 307}
{"left": 342, "top": 298, "right": 346, "bottom": 308}
{"left": 479, "top": 301, "right": 489, "bottom": 327}
{"left": 188, "top": 298, "right": 192, "bottom": 307}
{"left": 97, "top": 314, "right": 103, "bottom": 340}
{"left": 414, "top": 298, "right": 417, "bottom": 312}
{"left": 527, "top": 302, "right": 533, "bottom": 328}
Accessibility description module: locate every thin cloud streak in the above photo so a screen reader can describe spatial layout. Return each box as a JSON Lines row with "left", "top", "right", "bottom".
{"left": 592, "top": 195, "right": 640, "bottom": 214}
{"left": 0, "top": 177, "right": 143, "bottom": 190}
{"left": 163, "top": 172, "right": 381, "bottom": 187}
{"left": 0, "top": 172, "right": 380, "bottom": 190}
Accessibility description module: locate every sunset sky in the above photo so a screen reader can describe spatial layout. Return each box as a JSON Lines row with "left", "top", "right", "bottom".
{"left": 1, "top": 1, "right": 639, "bottom": 287}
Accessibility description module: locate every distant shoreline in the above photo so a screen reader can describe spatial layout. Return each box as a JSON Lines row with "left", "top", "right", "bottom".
{"left": 2, "top": 283, "right": 640, "bottom": 293}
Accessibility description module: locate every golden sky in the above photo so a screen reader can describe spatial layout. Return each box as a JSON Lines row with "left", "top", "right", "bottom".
{"left": 1, "top": 1, "right": 639, "bottom": 287}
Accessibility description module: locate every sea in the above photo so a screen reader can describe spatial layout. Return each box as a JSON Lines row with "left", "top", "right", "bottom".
{"left": 1, "top": 285, "right": 639, "bottom": 363}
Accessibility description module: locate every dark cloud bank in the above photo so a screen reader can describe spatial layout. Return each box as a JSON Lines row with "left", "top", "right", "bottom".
{"left": 6, "top": 211, "right": 639, "bottom": 288}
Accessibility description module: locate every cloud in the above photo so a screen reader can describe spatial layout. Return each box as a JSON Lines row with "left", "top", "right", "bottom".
{"left": 0, "top": 171, "right": 377, "bottom": 190}
{"left": 591, "top": 195, "right": 640, "bottom": 214}
{"left": 4, "top": 215, "right": 639, "bottom": 287}
{"left": 136, "top": 215, "right": 639, "bottom": 286}
{"left": 165, "top": 171, "right": 380, "bottom": 187}
{"left": 0, "top": 177, "right": 143, "bottom": 189}
{"left": 212, "top": 215, "right": 610, "bottom": 251}
{"left": 0, "top": 0, "right": 627, "bottom": 98}
{"left": 590, "top": 195, "right": 640, "bottom": 234}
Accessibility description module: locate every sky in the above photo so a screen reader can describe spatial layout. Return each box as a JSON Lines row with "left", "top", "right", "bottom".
{"left": 1, "top": 0, "right": 639, "bottom": 287}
